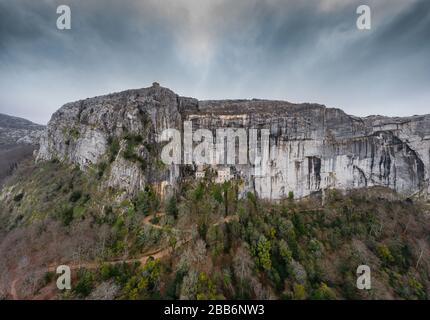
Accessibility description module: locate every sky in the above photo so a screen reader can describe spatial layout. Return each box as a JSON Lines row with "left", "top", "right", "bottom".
{"left": 0, "top": 0, "right": 429, "bottom": 124}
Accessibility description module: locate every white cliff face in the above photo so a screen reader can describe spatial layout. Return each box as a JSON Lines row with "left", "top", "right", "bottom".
{"left": 36, "top": 84, "right": 430, "bottom": 200}
{"left": 107, "top": 155, "right": 145, "bottom": 196}
{"left": 73, "top": 130, "right": 107, "bottom": 167}
{"left": 187, "top": 103, "right": 430, "bottom": 199}
{"left": 36, "top": 124, "right": 108, "bottom": 167}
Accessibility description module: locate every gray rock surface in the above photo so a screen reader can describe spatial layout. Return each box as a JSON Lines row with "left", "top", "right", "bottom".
{"left": 36, "top": 83, "right": 430, "bottom": 199}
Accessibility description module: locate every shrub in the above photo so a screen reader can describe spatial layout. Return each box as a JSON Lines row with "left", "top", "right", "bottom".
{"left": 108, "top": 137, "right": 120, "bottom": 162}
{"left": 198, "top": 222, "right": 208, "bottom": 241}
{"left": 407, "top": 277, "right": 426, "bottom": 300}
{"left": 124, "top": 134, "right": 143, "bottom": 144}
{"left": 69, "top": 128, "right": 80, "bottom": 140}
{"left": 195, "top": 272, "right": 222, "bottom": 300}
{"left": 166, "top": 195, "right": 178, "bottom": 219}
{"left": 100, "top": 263, "right": 120, "bottom": 281}
{"left": 292, "top": 213, "right": 306, "bottom": 236}
{"left": 42, "top": 271, "right": 55, "bottom": 286}
{"left": 311, "top": 283, "right": 336, "bottom": 300}
{"left": 256, "top": 235, "right": 272, "bottom": 271}
{"left": 135, "top": 186, "right": 159, "bottom": 216}
{"left": 278, "top": 239, "right": 292, "bottom": 264}
{"left": 246, "top": 192, "right": 257, "bottom": 207}
{"left": 123, "top": 258, "right": 161, "bottom": 299}
{"left": 293, "top": 283, "right": 306, "bottom": 300}
{"left": 59, "top": 206, "right": 74, "bottom": 226}
{"left": 193, "top": 184, "right": 204, "bottom": 201}
{"left": 123, "top": 134, "right": 146, "bottom": 169}
{"left": 97, "top": 162, "right": 108, "bottom": 178}
{"left": 73, "top": 206, "right": 86, "bottom": 219}
{"left": 150, "top": 215, "right": 160, "bottom": 225}
{"left": 377, "top": 244, "right": 394, "bottom": 264}
{"left": 390, "top": 243, "right": 413, "bottom": 271}
{"left": 74, "top": 269, "right": 94, "bottom": 297}
{"left": 212, "top": 185, "right": 223, "bottom": 204}
{"left": 13, "top": 193, "right": 24, "bottom": 202}
{"left": 69, "top": 190, "right": 82, "bottom": 203}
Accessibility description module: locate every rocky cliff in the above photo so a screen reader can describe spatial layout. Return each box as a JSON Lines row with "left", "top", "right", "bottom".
{"left": 36, "top": 83, "right": 430, "bottom": 199}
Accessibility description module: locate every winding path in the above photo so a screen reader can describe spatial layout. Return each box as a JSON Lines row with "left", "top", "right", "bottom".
{"left": 9, "top": 214, "right": 238, "bottom": 299}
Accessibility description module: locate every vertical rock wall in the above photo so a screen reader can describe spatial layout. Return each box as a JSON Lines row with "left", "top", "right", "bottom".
{"left": 36, "top": 84, "right": 430, "bottom": 199}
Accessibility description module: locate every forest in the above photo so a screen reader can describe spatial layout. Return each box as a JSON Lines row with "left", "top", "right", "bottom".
{"left": 0, "top": 160, "right": 429, "bottom": 300}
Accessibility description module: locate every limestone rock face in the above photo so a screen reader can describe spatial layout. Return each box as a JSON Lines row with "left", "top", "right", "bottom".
{"left": 105, "top": 141, "right": 146, "bottom": 196}
{"left": 186, "top": 101, "right": 430, "bottom": 198}
{"left": 36, "top": 84, "right": 430, "bottom": 199}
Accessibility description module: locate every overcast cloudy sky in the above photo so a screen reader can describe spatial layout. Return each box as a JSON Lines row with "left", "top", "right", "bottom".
{"left": 0, "top": 0, "right": 429, "bottom": 124}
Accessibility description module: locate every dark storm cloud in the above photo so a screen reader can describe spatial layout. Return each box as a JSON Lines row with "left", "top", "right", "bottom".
{"left": 0, "top": 1, "right": 51, "bottom": 45}
{"left": 212, "top": 1, "right": 357, "bottom": 77}
{"left": 0, "top": 0, "right": 176, "bottom": 69}
{"left": 374, "top": 0, "right": 430, "bottom": 51}
{"left": 0, "top": 0, "right": 429, "bottom": 124}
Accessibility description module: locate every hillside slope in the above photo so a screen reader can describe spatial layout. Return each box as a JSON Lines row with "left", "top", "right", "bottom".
{"left": 0, "top": 159, "right": 429, "bottom": 299}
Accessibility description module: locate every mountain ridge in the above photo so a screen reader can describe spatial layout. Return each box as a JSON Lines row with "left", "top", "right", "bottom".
{"left": 0, "top": 113, "right": 45, "bottom": 185}
{"left": 0, "top": 112, "right": 43, "bottom": 129}
{"left": 35, "top": 83, "right": 430, "bottom": 200}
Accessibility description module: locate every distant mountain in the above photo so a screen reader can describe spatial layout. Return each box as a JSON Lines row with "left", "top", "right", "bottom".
{"left": 0, "top": 113, "right": 43, "bottom": 129}
{"left": 0, "top": 113, "right": 45, "bottom": 185}
{"left": 0, "top": 113, "right": 45, "bottom": 146}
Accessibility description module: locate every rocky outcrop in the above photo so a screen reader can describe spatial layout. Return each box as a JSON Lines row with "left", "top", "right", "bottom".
{"left": 37, "top": 84, "right": 190, "bottom": 197}
{"left": 36, "top": 83, "right": 430, "bottom": 199}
